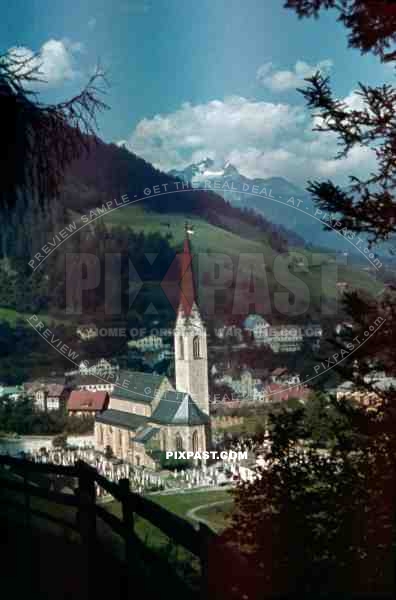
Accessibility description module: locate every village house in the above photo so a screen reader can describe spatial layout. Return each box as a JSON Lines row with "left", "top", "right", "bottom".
{"left": 68, "top": 374, "right": 114, "bottom": 393}
{"left": 270, "top": 368, "right": 301, "bottom": 385}
{"left": 243, "top": 314, "right": 322, "bottom": 353}
{"left": 271, "top": 367, "right": 288, "bottom": 384}
{"left": 67, "top": 390, "right": 109, "bottom": 417}
{"left": 128, "top": 335, "right": 164, "bottom": 352}
{"left": 215, "top": 369, "right": 263, "bottom": 400}
{"left": 260, "top": 383, "right": 309, "bottom": 403}
{"left": 336, "top": 376, "right": 396, "bottom": 412}
{"left": 128, "top": 336, "right": 173, "bottom": 369}
{"left": 24, "top": 380, "right": 70, "bottom": 412}
{"left": 79, "top": 358, "right": 119, "bottom": 377}
{"left": 76, "top": 324, "right": 98, "bottom": 341}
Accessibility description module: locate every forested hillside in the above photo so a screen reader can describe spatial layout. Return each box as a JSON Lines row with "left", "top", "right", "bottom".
{"left": 0, "top": 135, "right": 382, "bottom": 384}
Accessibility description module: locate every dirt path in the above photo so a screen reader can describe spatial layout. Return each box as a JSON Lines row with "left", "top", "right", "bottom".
{"left": 186, "top": 499, "right": 232, "bottom": 529}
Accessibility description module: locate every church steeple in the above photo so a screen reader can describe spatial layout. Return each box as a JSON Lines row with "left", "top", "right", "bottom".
{"left": 179, "top": 222, "right": 196, "bottom": 316}
{"left": 174, "top": 223, "right": 210, "bottom": 415}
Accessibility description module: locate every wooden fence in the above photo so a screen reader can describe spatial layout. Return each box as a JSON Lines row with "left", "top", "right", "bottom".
{"left": 0, "top": 454, "right": 217, "bottom": 599}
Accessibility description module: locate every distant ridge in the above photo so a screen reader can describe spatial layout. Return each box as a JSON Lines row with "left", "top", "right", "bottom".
{"left": 169, "top": 159, "right": 350, "bottom": 253}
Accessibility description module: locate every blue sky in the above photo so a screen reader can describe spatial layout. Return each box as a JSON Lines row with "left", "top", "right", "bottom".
{"left": 1, "top": 0, "right": 393, "bottom": 186}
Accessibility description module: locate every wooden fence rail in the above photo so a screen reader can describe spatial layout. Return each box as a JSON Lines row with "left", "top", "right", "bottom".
{"left": 0, "top": 454, "right": 216, "bottom": 598}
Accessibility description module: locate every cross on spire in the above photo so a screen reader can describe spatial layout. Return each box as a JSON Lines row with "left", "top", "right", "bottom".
{"left": 185, "top": 221, "right": 194, "bottom": 238}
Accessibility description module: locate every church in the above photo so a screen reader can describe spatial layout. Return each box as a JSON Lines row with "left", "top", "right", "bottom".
{"left": 94, "top": 227, "right": 211, "bottom": 468}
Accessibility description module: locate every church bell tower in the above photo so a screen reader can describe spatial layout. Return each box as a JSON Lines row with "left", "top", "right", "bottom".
{"left": 174, "top": 224, "right": 209, "bottom": 415}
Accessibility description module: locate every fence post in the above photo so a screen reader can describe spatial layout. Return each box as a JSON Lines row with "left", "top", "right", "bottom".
{"left": 21, "top": 461, "right": 34, "bottom": 593}
{"left": 199, "top": 522, "right": 214, "bottom": 600}
{"left": 22, "top": 462, "right": 31, "bottom": 531}
{"left": 76, "top": 460, "right": 96, "bottom": 598}
{"left": 119, "top": 478, "right": 135, "bottom": 598}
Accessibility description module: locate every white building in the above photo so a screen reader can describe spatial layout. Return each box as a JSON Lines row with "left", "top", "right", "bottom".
{"left": 128, "top": 335, "right": 164, "bottom": 352}
{"left": 214, "top": 369, "right": 263, "bottom": 401}
{"left": 76, "top": 325, "right": 98, "bottom": 341}
{"left": 79, "top": 359, "right": 119, "bottom": 376}
{"left": 243, "top": 314, "right": 322, "bottom": 353}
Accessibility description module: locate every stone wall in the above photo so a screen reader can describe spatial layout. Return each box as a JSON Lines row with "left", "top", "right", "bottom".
{"left": 95, "top": 419, "right": 210, "bottom": 464}
{"left": 162, "top": 423, "right": 207, "bottom": 453}
{"left": 95, "top": 421, "right": 156, "bottom": 467}
{"left": 212, "top": 415, "right": 244, "bottom": 429}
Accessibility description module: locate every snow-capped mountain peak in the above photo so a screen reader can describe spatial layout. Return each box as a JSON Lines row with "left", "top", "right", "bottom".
{"left": 171, "top": 158, "right": 240, "bottom": 181}
{"left": 194, "top": 157, "right": 214, "bottom": 173}
{"left": 222, "top": 162, "right": 240, "bottom": 177}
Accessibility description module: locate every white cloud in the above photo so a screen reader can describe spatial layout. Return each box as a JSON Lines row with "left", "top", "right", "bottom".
{"left": 343, "top": 90, "right": 366, "bottom": 112}
{"left": 123, "top": 92, "right": 376, "bottom": 187}
{"left": 129, "top": 96, "right": 305, "bottom": 172}
{"left": 257, "top": 59, "right": 333, "bottom": 92}
{"left": 7, "top": 39, "right": 83, "bottom": 87}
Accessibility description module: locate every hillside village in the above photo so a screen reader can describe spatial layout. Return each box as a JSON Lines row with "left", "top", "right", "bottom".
{"left": 1, "top": 260, "right": 392, "bottom": 464}
{"left": 0, "top": 3, "right": 395, "bottom": 597}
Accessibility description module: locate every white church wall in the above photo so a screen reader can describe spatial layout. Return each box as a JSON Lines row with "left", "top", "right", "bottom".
{"left": 109, "top": 397, "right": 151, "bottom": 417}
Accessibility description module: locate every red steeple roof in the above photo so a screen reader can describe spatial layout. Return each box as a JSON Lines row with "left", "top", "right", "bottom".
{"left": 179, "top": 225, "right": 196, "bottom": 315}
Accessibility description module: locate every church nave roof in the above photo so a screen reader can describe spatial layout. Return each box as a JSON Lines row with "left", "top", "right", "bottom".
{"left": 96, "top": 409, "right": 148, "bottom": 431}
{"left": 112, "top": 370, "right": 170, "bottom": 405}
{"left": 134, "top": 426, "right": 161, "bottom": 444}
{"left": 151, "top": 391, "right": 210, "bottom": 426}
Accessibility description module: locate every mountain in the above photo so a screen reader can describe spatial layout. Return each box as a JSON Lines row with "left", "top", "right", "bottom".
{"left": 61, "top": 143, "right": 382, "bottom": 312}
{"left": 0, "top": 138, "right": 384, "bottom": 383}
{"left": 169, "top": 160, "right": 353, "bottom": 253}
{"left": 60, "top": 140, "right": 306, "bottom": 250}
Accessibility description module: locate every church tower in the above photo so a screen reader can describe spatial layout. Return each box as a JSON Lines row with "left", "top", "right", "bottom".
{"left": 174, "top": 224, "right": 209, "bottom": 415}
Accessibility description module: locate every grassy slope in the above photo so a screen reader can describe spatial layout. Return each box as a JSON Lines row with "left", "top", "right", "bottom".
{"left": 193, "top": 500, "right": 234, "bottom": 531}
{"left": 95, "top": 205, "right": 277, "bottom": 258}
{"left": 0, "top": 307, "right": 77, "bottom": 333}
{"left": 0, "top": 307, "right": 33, "bottom": 326}
{"left": 0, "top": 307, "right": 70, "bottom": 327}
{"left": 100, "top": 205, "right": 382, "bottom": 306}
{"left": 0, "top": 469, "right": 204, "bottom": 596}
{"left": 107, "top": 488, "right": 232, "bottom": 543}
{"left": 0, "top": 205, "right": 381, "bottom": 327}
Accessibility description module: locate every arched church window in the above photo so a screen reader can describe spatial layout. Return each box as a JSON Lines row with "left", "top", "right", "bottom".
{"left": 179, "top": 336, "right": 184, "bottom": 360}
{"left": 176, "top": 433, "right": 183, "bottom": 451}
{"left": 192, "top": 430, "right": 199, "bottom": 453}
{"left": 98, "top": 425, "right": 103, "bottom": 445}
{"left": 162, "top": 431, "right": 167, "bottom": 452}
{"left": 193, "top": 336, "right": 200, "bottom": 359}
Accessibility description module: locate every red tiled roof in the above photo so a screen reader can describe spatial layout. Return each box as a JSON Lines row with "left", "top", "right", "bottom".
{"left": 265, "top": 384, "right": 309, "bottom": 401}
{"left": 271, "top": 367, "right": 288, "bottom": 377}
{"left": 67, "top": 391, "right": 109, "bottom": 412}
